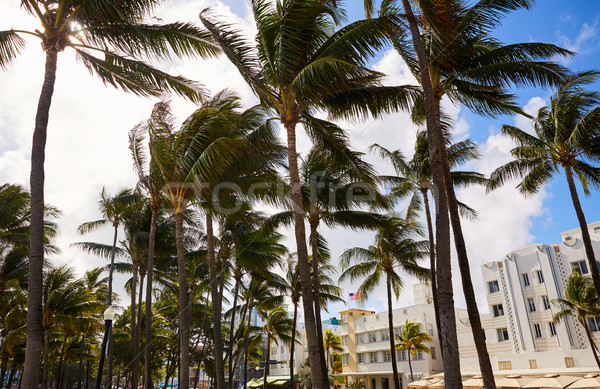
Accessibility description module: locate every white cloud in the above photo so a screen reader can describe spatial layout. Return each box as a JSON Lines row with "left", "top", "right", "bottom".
{"left": 556, "top": 16, "right": 600, "bottom": 62}
{"left": 514, "top": 96, "right": 546, "bottom": 134}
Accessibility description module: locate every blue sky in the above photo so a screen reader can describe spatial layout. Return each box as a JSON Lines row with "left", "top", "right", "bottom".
{"left": 1, "top": 0, "right": 599, "bottom": 316}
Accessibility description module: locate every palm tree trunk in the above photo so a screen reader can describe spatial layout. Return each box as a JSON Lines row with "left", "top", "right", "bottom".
{"left": 284, "top": 120, "right": 324, "bottom": 388}
{"left": 309, "top": 220, "right": 329, "bottom": 384}
{"left": 565, "top": 166, "right": 600, "bottom": 299}
{"left": 79, "top": 337, "right": 84, "bottom": 389}
{"left": 0, "top": 355, "right": 8, "bottom": 387}
{"left": 129, "top": 261, "right": 139, "bottom": 389}
{"left": 174, "top": 211, "right": 191, "bottom": 389}
{"left": 386, "top": 275, "right": 401, "bottom": 389}
{"left": 107, "top": 221, "right": 119, "bottom": 389}
{"left": 421, "top": 190, "right": 443, "bottom": 354}
{"left": 85, "top": 359, "right": 90, "bottom": 389}
{"left": 145, "top": 207, "right": 158, "bottom": 389}
{"left": 581, "top": 317, "right": 600, "bottom": 368}
{"left": 289, "top": 302, "right": 298, "bottom": 389}
{"left": 23, "top": 48, "right": 59, "bottom": 389}
{"left": 43, "top": 329, "right": 50, "bottom": 389}
{"left": 7, "top": 359, "right": 17, "bottom": 389}
{"left": 228, "top": 275, "right": 241, "bottom": 389}
{"left": 243, "top": 298, "right": 253, "bottom": 389}
{"left": 206, "top": 213, "right": 225, "bottom": 389}
{"left": 407, "top": 350, "right": 413, "bottom": 382}
{"left": 398, "top": 2, "right": 462, "bottom": 388}
{"left": 134, "top": 269, "right": 144, "bottom": 389}
{"left": 56, "top": 337, "right": 68, "bottom": 389}
{"left": 263, "top": 336, "right": 270, "bottom": 389}
{"left": 434, "top": 95, "right": 494, "bottom": 389}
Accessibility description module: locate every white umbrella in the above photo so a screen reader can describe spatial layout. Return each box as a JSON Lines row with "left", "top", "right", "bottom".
{"left": 495, "top": 375, "right": 537, "bottom": 389}
{"left": 462, "top": 376, "right": 485, "bottom": 389}
{"left": 566, "top": 374, "right": 600, "bottom": 389}
{"left": 523, "top": 374, "right": 580, "bottom": 389}
{"left": 408, "top": 377, "right": 442, "bottom": 388}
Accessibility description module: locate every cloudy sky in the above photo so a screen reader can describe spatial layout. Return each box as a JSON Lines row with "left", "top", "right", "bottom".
{"left": 1, "top": 0, "right": 600, "bottom": 318}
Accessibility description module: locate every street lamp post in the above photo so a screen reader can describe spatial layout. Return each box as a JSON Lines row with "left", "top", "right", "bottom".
{"left": 95, "top": 306, "right": 116, "bottom": 389}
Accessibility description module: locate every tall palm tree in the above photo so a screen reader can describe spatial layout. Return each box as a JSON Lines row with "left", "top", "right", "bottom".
{"left": 372, "top": 132, "right": 485, "bottom": 344}
{"left": 200, "top": 2, "right": 419, "bottom": 385}
{"left": 149, "top": 92, "right": 283, "bottom": 389}
{"left": 340, "top": 215, "right": 429, "bottom": 389}
{"left": 490, "top": 71, "right": 600, "bottom": 300}
{"left": 323, "top": 328, "right": 343, "bottom": 373}
{"left": 363, "top": 1, "right": 571, "bottom": 386}
{"left": 260, "top": 306, "right": 293, "bottom": 389}
{"left": 1, "top": 4, "right": 220, "bottom": 385}
{"left": 552, "top": 269, "right": 600, "bottom": 368}
{"left": 395, "top": 320, "right": 433, "bottom": 382}
{"left": 129, "top": 115, "right": 167, "bottom": 389}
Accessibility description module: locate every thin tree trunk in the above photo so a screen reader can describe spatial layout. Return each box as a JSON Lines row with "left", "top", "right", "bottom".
{"left": 289, "top": 302, "right": 298, "bottom": 389}
{"left": 243, "top": 298, "right": 253, "bottom": 389}
{"left": 43, "top": 330, "right": 50, "bottom": 389}
{"left": 85, "top": 359, "right": 90, "bottom": 389}
{"left": 581, "top": 317, "right": 600, "bottom": 369}
{"left": 23, "top": 48, "right": 59, "bottom": 389}
{"left": 284, "top": 120, "right": 324, "bottom": 388}
{"left": 408, "top": 350, "right": 413, "bottom": 382}
{"left": 79, "top": 337, "right": 84, "bottom": 389}
{"left": 422, "top": 190, "right": 443, "bottom": 351}
{"left": 309, "top": 220, "right": 329, "bottom": 384}
{"left": 163, "top": 351, "right": 172, "bottom": 389}
{"left": 56, "top": 337, "right": 68, "bottom": 389}
{"left": 262, "top": 336, "right": 270, "bottom": 389}
{"left": 134, "top": 269, "right": 144, "bottom": 389}
{"left": 0, "top": 355, "right": 8, "bottom": 387}
{"left": 565, "top": 166, "right": 600, "bottom": 299}
{"left": 8, "top": 360, "right": 17, "bottom": 389}
{"left": 130, "top": 261, "right": 139, "bottom": 389}
{"left": 386, "top": 276, "right": 401, "bottom": 389}
{"left": 398, "top": 2, "right": 461, "bottom": 388}
{"left": 145, "top": 207, "right": 158, "bottom": 389}
{"left": 107, "top": 221, "right": 119, "bottom": 389}
{"left": 206, "top": 213, "right": 225, "bottom": 389}
{"left": 174, "top": 212, "right": 191, "bottom": 389}
{"left": 228, "top": 275, "right": 241, "bottom": 389}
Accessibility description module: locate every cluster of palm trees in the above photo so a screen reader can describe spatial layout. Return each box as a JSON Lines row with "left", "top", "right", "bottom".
{"left": 2, "top": 1, "right": 600, "bottom": 389}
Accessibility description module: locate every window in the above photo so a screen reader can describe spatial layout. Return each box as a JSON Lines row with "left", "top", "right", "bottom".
{"left": 397, "top": 349, "right": 407, "bottom": 361}
{"left": 565, "top": 357, "right": 575, "bottom": 368}
{"left": 369, "top": 352, "right": 378, "bottom": 363}
{"left": 431, "top": 347, "right": 436, "bottom": 360}
{"left": 281, "top": 345, "right": 285, "bottom": 354}
{"left": 542, "top": 295, "right": 551, "bottom": 310}
{"left": 534, "top": 323, "right": 542, "bottom": 338}
{"left": 381, "top": 330, "right": 390, "bottom": 341}
{"left": 357, "top": 353, "right": 365, "bottom": 364}
{"left": 416, "top": 350, "right": 424, "bottom": 360}
{"left": 572, "top": 260, "right": 589, "bottom": 274}
{"left": 271, "top": 348, "right": 277, "bottom": 355}
{"left": 492, "top": 304, "right": 504, "bottom": 317}
{"left": 356, "top": 334, "right": 365, "bottom": 344}
{"left": 548, "top": 322, "right": 557, "bottom": 336}
{"left": 342, "top": 336, "right": 348, "bottom": 347}
{"left": 529, "top": 360, "right": 538, "bottom": 369}
{"left": 497, "top": 328, "right": 509, "bottom": 342}
{"left": 488, "top": 280, "right": 500, "bottom": 294}
{"left": 589, "top": 317, "right": 600, "bottom": 332}
{"left": 498, "top": 361, "right": 512, "bottom": 370}
{"left": 527, "top": 297, "right": 536, "bottom": 312}
{"left": 368, "top": 332, "right": 378, "bottom": 343}
{"left": 522, "top": 273, "right": 530, "bottom": 287}
{"left": 383, "top": 350, "right": 391, "bottom": 362}
{"left": 342, "top": 354, "right": 349, "bottom": 365}
{"left": 537, "top": 270, "right": 545, "bottom": 283}
{"left": 340, "top": 314, "right": 347, "bottom": 324}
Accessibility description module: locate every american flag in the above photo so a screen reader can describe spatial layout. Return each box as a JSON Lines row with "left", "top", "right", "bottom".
{"left": 349, "top": 292, "right": 361, "bottom": 301}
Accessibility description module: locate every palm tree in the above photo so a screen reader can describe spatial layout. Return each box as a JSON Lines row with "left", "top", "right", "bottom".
{"left": 339, "top": 215, "right": 429, "bottom": 389}
{"left": 77, "top": 187, "right": 136, "bottom": 388}
{"left": 363, "top": 1, "right": 570, "bottom": 386}
{"left": 1, "top": 4, "right": 220, "bottom": 384}
{"left": 200, "top": 3, "right": 419, "bottom": 385}
{"left": 372, "top": 132, "right": 486, "bottom": 344}
{"left": 323, "top": 329, "right": 343, "bottom": 373}
{"left": 149, "top": 92, "right": 283, "bottom": 389}
{"left": 129, "top": 115, "right": 167, "bottom": 389}
{"left": 490, "top": 71, "right": 600, "bottom": 300}
{"left": 395, "top": 320, "right": 433, "bottom": 382}
{"left": 261, "top": 307, "right": 293, "bottom": 389}
{"left": 553, "top": 269, "right": 600, "bottom": 368}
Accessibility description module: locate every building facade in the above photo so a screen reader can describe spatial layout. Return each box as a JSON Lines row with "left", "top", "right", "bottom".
{"left": 458, "top": 221, "right": 600, "bottom": 372}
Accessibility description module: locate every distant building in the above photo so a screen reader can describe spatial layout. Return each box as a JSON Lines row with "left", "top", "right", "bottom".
{"left": 459, "top": 221, "right": 600, "bottom": 372}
